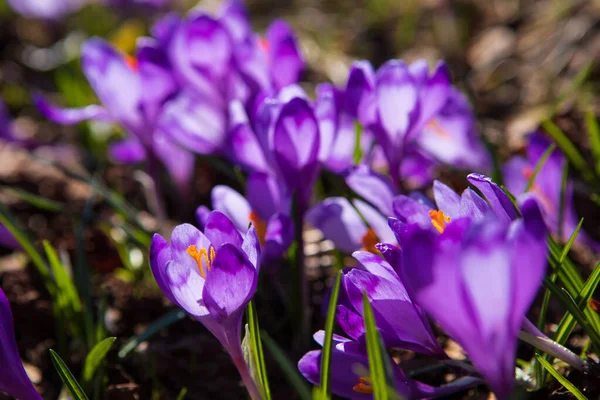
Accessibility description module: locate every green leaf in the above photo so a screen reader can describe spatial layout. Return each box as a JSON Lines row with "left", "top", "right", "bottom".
{"left": 362, "top": 292, "right": 395, "bottom": 400}
{"left": 175, "top": 387, "right": 188, "bottom": 400}
{"left": 3, "top": 187, "right": 65, "bottom": 212}
{"left": 246, "top": 301, "right": 271, "bottom": 400}
{"left": 353, "top": 121, "right": 364, "bottom": 165}
{"left": 585, "top": 109, "right": 600, "bottom": 176}
{"left": 535, "top": 355, "right": 587, "bottom": 400}
{"left": 542, "top": 120, "right": 597, "bottom": 185}
{"left": 49, "top": 349, "right": 90, "bottom": 400}
{"left": 0, "top": 204, "right": 51, "bottom": 286}
{"left": 525, "top": 143, "right": 557, "bottom": 192}
{"left": 261, "top": 332, "right": 311, "bottom": 400}
{"left": 44, "top": 241, "right": 82, "bottom": 315}
{"left": 118, "top": 309, "right": 187, "bottom": 359}
{"left": 82, "top": 337, "right": 116, "bottom": 386}
{"left": 559, "top": 219, "right": 583, "bottom": 265}
{"left": 319, "top": 272, "right": 342, "bottom": 399}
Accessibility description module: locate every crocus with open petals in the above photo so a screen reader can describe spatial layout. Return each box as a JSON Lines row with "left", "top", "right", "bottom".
{"left": 392, "top": 196, "right": 548, "bottom": 399}
{"left": 0, "top": 287, "right": 43, "bottom": 400}
{"left": 504, "top": 131, "right": 600, "bottom": 250}
{"left": 298, "top": 331, "right": 479, "bottom": 399}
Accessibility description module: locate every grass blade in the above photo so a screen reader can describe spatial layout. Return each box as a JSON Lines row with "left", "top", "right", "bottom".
{"left": 118, "top": 309, "right": 187, "bottom": 358}
{"left": 261, "top": 332, "right": 311, "bottom": 400}
{"left": 319, "top": 272, "right": 342, "bottom": 399}
{"left": 363, "top": 292, "right": 394, "bottom": 400}
{"left": 49, "top": 349, "right": 90, "bottom": 400}
{"left": 558, "top": 219, "right": 583, "bottom": 264}
{"left": 535, "top": 355, "right": 587, "bottom": 400}
{"left": 525, "top": 143, "right": 557, "bottom": 192}
{"left": 246, "top": 301, "right": 271, "bottom": 400}
{"left": 82, "top": 337, "right": 116, "bottom": 387}
{"left": 3, "top": 187, "right": 65, "bottom": 212}
{"left": 354, "top": 121, "right": 364, "bottom": 165}
{"left": 542, "top": 120, "right": 597, "bottom": 185}
{"left": 585, "top": 109, "right": 600, "bottom": 176}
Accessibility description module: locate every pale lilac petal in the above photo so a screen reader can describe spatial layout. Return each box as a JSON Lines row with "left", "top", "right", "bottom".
{"left": 266, "top": 20, "right": 304, "bottom": 90}
{"left": 467, "top": 173, "right": 517, "bottom": 224}
{"left": 433, "top": 180, "right": 461, "bottom": 218}
{"left": 211, "top": 185, "right": 252, "bottom": 232}
{"left": 352, "top": 199, "right": 396, "bottom": 245}
{"left": 345, "top": 165, "right": 395, "bottom": 216}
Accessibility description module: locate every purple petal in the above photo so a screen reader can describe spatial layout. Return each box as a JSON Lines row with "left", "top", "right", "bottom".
{"left": 242, "top": 226, "right": 261, "bottom": 270}
{"left": 391, "top": 195, "right": 431, "bottom": 228}
{"left": 211, "top": 185, "right": 251, "bottom": 232}
{"left": 203, "top": 244, "right": 257, "bottom": 321}
{"left": 433, "top": 180, "right": 461, "bottom": 218}
{"left": 136, "top": 38, "right": 178, "bottom": 124}
{"left": 266, "top": 20, "right": 304, "bottom": 90}
{"left": 153, "top": 129, "right": 195, "bottom": 194}
{"left": 336, "top": 304, "right": 365, "bottom": 341}
{"left": 195, "top": 206, "right": 211, "bottom": 230}
{"left": 374, "top": 60, "right": 419, "bottom": 146}
{"left": 159, "top": 91, "right": 226, "bottom": 154}
{"left": 246, "top": 172, "right": 287, "bottom": 220}
{"left": 109, "top": 138, "right": 146, "bottom": 164}
{"left": 263, "top": 213, "right": 293, "bottom": 259}
{"left": 414, "top": 61, "right": 450, "bottom": 130}
{"left": 228, "top": 101, "right": 269, "bottom": 172}
{"left": 467, "top": 173, "right": 517, "bottom": 224}
{"left": 306, "top": 197, "right": 367, "bottom": 253}
{"left": 81, "top": 38, "right": 143, "bottom": 132}
{"left": 169, "top": 14, "right": 232, "bottom": 103}
{"left": 35, "top": 96, "right": 112, "bottom": 125}
{"left": 150, "top": 234, "right": 176, "bottom": 304}
{"left": 352, "top": 251, "right": 397, "bottom": 282}
{"left": 204, "top": 211, "right": 244, "bottom": 251}
{"left": 346, "top": 61, "right": 376, "bottom": 124}
{"left": 0, "top": 288, "right": 43, "bottom": 400}
{"left": 218, "top": 0, "right": 251, "bottom": 43}
{"left": 352, "top": 199, "right": 396, "bottom": 245}
{"left": 345, "top": 165, "right": 395, "bottom": 216}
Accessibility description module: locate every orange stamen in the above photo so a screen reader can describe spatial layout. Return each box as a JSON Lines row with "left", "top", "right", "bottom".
{"left": 426, "top": 119, "right": 449, "bottom": 137}
{"left": 125, "top": 55, "right": 138, "bottom": 71}
{"left": 352, "top": 377, "right": 374, "bottom": 394}
{"left": 258, "top": 37, "right": 270, "bottom": 53}
{"left": 249, "top": 211, "right": 268, "bottom": 246}
{"left": 186, "top": 245, "right": 215, "bottom": 278}
{"left": 361, "top": 228, "right": 379, "bottom": 254}
{"left": 429, "top": 210, "right": 451, "bottom": 233}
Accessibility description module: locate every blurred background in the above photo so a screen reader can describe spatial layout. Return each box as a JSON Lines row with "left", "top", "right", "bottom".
{"left": 0, "top": 0, "right": 599, "bottom": 398}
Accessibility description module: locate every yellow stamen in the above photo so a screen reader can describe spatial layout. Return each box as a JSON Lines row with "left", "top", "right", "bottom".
{"left": 186, "top": 245, "right": 215, "bottom": 279}
{"left": 352, "top": 377, "right": 374, "bottom": 394}
{"left": 429, "top": 210, "right": 451, "bottom": 233}
{"left": 361, "top": 228, "right": 379, "bottom": 254}
{"left": 248, "top": 210, "right": 268, "bottom": 246}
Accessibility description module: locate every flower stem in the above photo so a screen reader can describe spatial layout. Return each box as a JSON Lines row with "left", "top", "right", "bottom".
{"left": 520, "top": 319, "right": 586, "bottom": 371}
{"left": 294, "top": 199, "right": 310, "bottom": 345}
{"left": 144, "top": 150, "right": 168, "bottom": 223}
{"left": 231, "top": 351, "right": 263, "bottom": 400}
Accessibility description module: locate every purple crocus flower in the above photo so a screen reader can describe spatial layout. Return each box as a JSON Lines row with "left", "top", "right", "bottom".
{"left": 197, "top": 176, "right": 293, "bottom": 261}
{"left": 504, "top": 131, "right": 600, "bottom": 250}
{"left": 338, "top": 250, "right": 445, "bottom": 356}
{"left": 228, "top": 89, "right": 321, "bottom": 209}
{"left": 357, "top": 59, "right": 489, "bottom": 186}
{"left": 6, "top": 0, "right": 86, "bottom": 19}
{"left": 391, "top": 174, "right": 517, "bottom": 241}
{"left": 0, "top": 287, "right": 43, "bottom": 400}
{"left": 36, "top": 38, "right": 195, "bottom": 194}
{"left": 150, "top": 211, "right": 262, "bottom": 398}
{"left": 390, "top": 196, "right": 548, "bottom": 399}
{"left": 315, "top": 62, "right": 376, "bottom": 174}
{"left": 298, "top": 331, "right": 479, "bottom": 399}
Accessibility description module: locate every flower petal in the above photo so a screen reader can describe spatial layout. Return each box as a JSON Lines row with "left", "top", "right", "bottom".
{"left": 204, "top": 210, "right": 244, "bottom": 250}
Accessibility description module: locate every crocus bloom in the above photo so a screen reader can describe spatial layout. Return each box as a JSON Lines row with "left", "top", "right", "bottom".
{"left": 197, "top": 176, "right": 293, "bottom": 261}
{"left": 391, "top": 174, "right": 517, "bottom": 242}
{"left": 0, "top": 287, "right": 43, "bottom": 400}
{"left": 36, "top": 38, "right": 195, "bottom": 194}
{"left": 504, "top": 131, "right": 600, "bottom": 250}
{"left": 298, "top": 331, "right": 479, "bottom": 399}
{"left": 315, "top": 62, "right": 375, "bottom": 174}
{"left": 338, "top": 251, "right": 445, "bottom": 356}
{"left": 150, "top": 211, "right": 261, "bottom": 398}
{"left": 229, "top": 89, "right": 321, "bottom": 209}
{"left": 391, "top": 196, "right": 548, "bottom": 399}
{"left": 7, "top": 0, "right": 86, "bottom": 19}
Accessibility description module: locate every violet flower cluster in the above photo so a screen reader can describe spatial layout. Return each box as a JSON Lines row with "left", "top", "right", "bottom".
{"left": 24, "top": 1, "right": 599, "bottom": 399}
